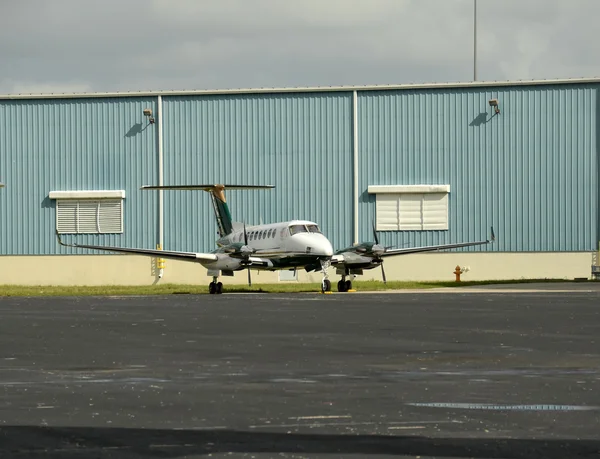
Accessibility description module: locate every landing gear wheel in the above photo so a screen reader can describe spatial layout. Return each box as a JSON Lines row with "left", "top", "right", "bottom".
{"left": 337, "top": 280, "right": 347, "bottom": 292}
{"left": 209, "top": 282, "right": 217, "bottom": 294}
{"left": 216, "top": 282, "right": 223, "bottom": 294}
{"left": 345, "top": 280, "right": 352, "bottom": 291}
{"left": 321, "top": 279, "right": 332, "bottom": 293}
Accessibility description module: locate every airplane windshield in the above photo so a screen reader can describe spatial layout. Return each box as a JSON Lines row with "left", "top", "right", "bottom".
{"left": 307, "top": 224, "right": 321, "bottom": 234}
{"left": 289, "top": 224, "right": 308, "bottom": 236}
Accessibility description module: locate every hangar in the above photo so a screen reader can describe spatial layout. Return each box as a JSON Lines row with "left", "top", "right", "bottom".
{"left": 0, "top": 77, "right": 597, "bottom": 285}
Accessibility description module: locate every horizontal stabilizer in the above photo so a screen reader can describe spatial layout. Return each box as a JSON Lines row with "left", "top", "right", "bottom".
{"left": 141, "top": 184, "right": 275, "bottom": 191}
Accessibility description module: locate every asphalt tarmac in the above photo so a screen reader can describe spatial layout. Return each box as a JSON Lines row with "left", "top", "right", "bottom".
{"left": 1, "top": 284, "right": 599, "bottom": 458}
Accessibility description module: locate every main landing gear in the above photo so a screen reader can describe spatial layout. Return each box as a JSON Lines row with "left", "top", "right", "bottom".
{"left": 337, "top": 269, "right": 353, "bottom": 292}
{"left": 209, "top": 276, "right": 223, "bottom": 294}
{"left": 337, "top": 277, "right": 352, "bottom": 292}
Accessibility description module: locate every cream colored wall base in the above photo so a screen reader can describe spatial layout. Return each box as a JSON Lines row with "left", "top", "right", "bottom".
{"left": 0, "top": 252, "right": 595, "bottom": 286}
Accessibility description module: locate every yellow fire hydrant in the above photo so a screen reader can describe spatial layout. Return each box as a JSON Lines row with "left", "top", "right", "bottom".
{"left": 454, "top": 265, "right": 462, "bottom": 282}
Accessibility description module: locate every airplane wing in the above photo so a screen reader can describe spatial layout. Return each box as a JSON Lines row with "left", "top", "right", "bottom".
{"left": 331, "top": 228, "right": 495, "bottom": 283}
{"left": 380, "top": 239, "right": 491, "bottom": 257}
{"left": 56, "top": 232, "right": 218, "bottom": 263}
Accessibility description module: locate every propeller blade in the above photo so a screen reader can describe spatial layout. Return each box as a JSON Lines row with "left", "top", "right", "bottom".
{"left": 243, "top": 222, "right": 251, "bottom": 286}
{"left": 372, "top": 220, "right": 379, "bottom": 245}
{"left": 381, "top": 261, "right": 387, "bottom": 284}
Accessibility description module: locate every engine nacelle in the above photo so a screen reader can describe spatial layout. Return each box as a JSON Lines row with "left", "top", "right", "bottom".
{"left": 204, "top": 254, "right": 245, "bottom": 272}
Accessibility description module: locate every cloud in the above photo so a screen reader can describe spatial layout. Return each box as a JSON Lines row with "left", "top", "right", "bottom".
{"left": 0, "top": 0, "right": 599, "bottom": 94}
{"left": 2, "top": 81, "right": 92, "bottom": 95}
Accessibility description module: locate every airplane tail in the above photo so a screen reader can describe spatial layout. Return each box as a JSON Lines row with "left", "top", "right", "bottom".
{"left": 140, "top": 184, "right": 274, "bottom": 237}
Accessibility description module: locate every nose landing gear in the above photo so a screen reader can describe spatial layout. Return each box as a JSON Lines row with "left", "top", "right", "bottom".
{"left": 320, "top": 259, "right": 332, "bottom": 293}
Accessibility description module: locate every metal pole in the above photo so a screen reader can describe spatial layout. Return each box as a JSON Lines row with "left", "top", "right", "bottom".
{"left": 473, "top": 0, "right": 477, "bottom": 81}
{"left": 353, "top": 90, "right": 359, "bottom": 245}
{"left": 157, "top": 95, "right": 164, "bottom": 279}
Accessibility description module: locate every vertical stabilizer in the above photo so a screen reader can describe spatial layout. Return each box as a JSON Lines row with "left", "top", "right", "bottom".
{"left": 210, "top": 185, "right": 233, "bottom": 237}
{"left": 140, "top": 184, "right": 274, "bottom": 238}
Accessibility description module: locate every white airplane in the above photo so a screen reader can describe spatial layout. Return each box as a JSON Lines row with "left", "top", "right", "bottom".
{"left": 56, "top": 184, "right": 336, "bottom": 294}
{"left": 56, "top": 184, "right": 494, "bottom": 294}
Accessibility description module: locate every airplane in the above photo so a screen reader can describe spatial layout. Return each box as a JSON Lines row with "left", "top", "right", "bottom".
{"left": 56, "top": 184, "right": 336, "bottom": 294}
{"left": 55, "top": 184, "right": 494, "bottom": 294}
{"left": 330, "top": 224, "right": 495, "bottom": 292}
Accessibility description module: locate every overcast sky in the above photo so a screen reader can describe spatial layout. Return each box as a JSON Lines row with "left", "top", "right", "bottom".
{"left": 1, "top": 0, "right": 599, "bottom": 94}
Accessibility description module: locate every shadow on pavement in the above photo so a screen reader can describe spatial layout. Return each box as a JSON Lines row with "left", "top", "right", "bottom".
{"left": 1, "top": 426, "right": 599, "bottom": 458}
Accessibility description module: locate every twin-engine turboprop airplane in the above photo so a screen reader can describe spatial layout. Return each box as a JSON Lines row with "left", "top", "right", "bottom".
{"left": 56, "top": 184, "right": 336, "bottom": 294}
{"left": 330, "top": 224, "right": 495, "bottom": 291}
{"left": 56, "top": 184, "right": 494, "bottom": 294}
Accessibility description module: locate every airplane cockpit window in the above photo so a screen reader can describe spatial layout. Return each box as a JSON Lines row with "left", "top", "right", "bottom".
{"left": 289, "top": 224, "right": 308, "bottom": 236}
{"left": 270, "top": 229, "right": 275, "bottom": 238}
{"left": 307, "top": 224, "right": 321, "bottom": 234}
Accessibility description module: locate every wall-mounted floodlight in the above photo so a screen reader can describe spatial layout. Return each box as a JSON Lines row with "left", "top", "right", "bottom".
{"left": 143, "top": 108, "right": 155, "bottom": 124}
{"left": 488, "top": 98, "right": 500, "bottom": 115}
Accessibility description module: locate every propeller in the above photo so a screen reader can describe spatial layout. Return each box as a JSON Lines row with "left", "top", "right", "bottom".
{"left": 243, "top": 223, "right": 252, "bottom": 286}
{"left": 372, "top": 221, "right": 387, "bottom": 283}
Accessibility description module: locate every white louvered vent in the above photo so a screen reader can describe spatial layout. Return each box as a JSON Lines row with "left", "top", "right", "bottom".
{"left": 375, "top": 190, "right": 448, "bottom": 231}
{"left": 56, "top": 199, "right": 123, "bottom": 234}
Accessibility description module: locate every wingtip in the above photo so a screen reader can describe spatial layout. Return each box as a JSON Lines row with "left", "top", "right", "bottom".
{"left": 490, "top": 226, "right": 496, "bottom": 242}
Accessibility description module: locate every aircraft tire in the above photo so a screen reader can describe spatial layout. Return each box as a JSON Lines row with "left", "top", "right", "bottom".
{"left": 216, "top": 282, "right": 223, "bottom": 294}
{"left": 209, "top": 282, "right": 217, "bottom": 294}
{"left": 337, "top": 280, "right": 347, "bottom": 292}
{"left": 345, "top": 280, "right": 352, "bottom": 291}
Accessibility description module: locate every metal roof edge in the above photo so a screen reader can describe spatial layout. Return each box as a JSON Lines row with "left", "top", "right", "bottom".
{"left": 2, "top": 77, "right": 600, "bottom": 100}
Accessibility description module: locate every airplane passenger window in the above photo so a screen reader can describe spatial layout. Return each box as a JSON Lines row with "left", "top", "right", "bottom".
{"left": 289, "top": 225, "right": 308, "bottom": 236}
{"left": 307, "top": 225, "right": 321, "bottom": 233}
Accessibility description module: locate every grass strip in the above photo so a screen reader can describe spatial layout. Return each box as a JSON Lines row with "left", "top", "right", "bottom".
{"left": 0, "top": 278, "right": 588, "bottom": 297}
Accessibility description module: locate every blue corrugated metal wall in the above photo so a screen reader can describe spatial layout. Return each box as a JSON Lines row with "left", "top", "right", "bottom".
{"left": 162, "top": 93, "right": 354, "bottom": 252}
{"left": 0, "top": 97, "right": 159, "bottom": 255}
{"left": 0, "top": 83, "right": 597, "bottom": 255}
{"left": 358, "top": 84, "right": 598, "bottom": 252}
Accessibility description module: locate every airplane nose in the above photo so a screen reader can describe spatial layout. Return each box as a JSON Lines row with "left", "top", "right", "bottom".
{"left": 320, "top": 238, "right": 334, "bottom": 257}
{"left": 296, "top": 234, "right": 334, "bottom": 257}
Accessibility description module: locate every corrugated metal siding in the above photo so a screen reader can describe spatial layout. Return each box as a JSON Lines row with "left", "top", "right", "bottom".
{"left": 358, "top": 84, "right": 598, "bottom": 252}
{"left": 0, "top": 97, "right": 159, "bottom": 255}
{"left": 1, "top": 83, "right": 598, "bottom": 258}
{"left": 162, "top": 93, "right": 353, "bottom": 252}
